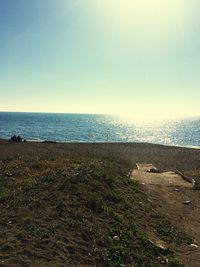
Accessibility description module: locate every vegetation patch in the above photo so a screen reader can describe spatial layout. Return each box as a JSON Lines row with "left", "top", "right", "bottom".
{"left": 152, "top": 214, "right": 192, "bottom": 245}
{"left": 0, "top": 153, "right": 190, "bottom": 266}
{"left": 103, "top": 224, "right": 185, "bottom": 267}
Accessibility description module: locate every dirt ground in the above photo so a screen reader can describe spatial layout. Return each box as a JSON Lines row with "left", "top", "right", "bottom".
{"left": 0, "top": 140, "right": 200, "bottom": 266}
{"left": 131, "top": 163, "right": 200, "bottom": 267}
{"left": 133, "top": 180, "right": 200, "bottom": 267}
{"left": 132, "top": 169, "right": 192, "bottom": 188}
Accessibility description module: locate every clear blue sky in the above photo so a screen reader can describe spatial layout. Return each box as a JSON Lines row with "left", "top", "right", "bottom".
{"left": 0, "top": 0, "right": 199, "bottom": 119}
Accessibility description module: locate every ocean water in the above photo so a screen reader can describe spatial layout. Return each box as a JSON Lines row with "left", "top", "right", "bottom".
{"left": 0, "top": 112, "right": 200, "bottom": 147}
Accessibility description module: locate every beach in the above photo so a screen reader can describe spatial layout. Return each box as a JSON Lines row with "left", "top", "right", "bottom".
{"left": 0, "top": 140, "right": 200, "bottom": 266}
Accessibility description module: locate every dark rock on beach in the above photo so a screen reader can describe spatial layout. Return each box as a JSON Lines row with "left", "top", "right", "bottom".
{"left": 9, "top": 135, "right": 23, "bottom": 142}
{"left": 43, "top": 140, "right": 57, "bottom": 143}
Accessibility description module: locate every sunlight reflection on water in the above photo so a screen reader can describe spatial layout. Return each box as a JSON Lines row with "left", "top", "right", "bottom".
{"left": 0, "top": 112, "right": 200, "bottom": 147}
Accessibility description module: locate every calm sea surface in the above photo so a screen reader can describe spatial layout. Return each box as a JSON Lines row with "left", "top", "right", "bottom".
{"left": 0, "top": 112, "right": 200, "bottom": 147}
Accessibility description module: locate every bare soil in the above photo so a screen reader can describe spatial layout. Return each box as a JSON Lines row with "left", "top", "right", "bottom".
{"left": 131, "top": 162, "right": 200, "bottom": 267}
{"left": 141, "top": 184, "right": 200, "bottom": 267}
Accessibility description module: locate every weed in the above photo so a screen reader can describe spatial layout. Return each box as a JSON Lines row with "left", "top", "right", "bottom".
{"left": 105, "top": 191, "right": 122, "bottom": 203}
{"left": 30, "top": 161, "right": 42, "bottom": 170}
{"left": 86, "top": 193, "right": 105, "bottom": 213}
{"left": 0, "top": 189, "right": 12, "bottom": 202}
{"left": 153, "top": 214, "right": 192, "bottom": 245}
{"left": 103, "top": 224, "right": 167, "bottom": 267}
{"left": 166, "top": 257, "right": 185, "bottom": 267}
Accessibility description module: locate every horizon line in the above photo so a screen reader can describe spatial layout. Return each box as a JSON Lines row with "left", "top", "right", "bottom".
{"left": 0, "top": 110, "right": 200, "bottom": 120}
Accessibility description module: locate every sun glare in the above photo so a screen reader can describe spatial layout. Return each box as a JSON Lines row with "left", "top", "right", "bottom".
{"left": 87, "top": 0, "right": 191, "bottom": 43}
{"left": 93, "top": 0, "right": 189, "bottom": 23}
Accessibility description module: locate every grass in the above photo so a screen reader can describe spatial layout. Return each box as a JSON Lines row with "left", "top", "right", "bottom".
{"left": 152, "top": 214, "right": 192, "bottom": 245}
{"left": 103, "top": 224, "right": 185, "bottom": 267}
{"left": 0, "top": 154, "right": 190, "bottom": 266}
{"left": 0, "top": 188, "right": 13, "bottom": 202}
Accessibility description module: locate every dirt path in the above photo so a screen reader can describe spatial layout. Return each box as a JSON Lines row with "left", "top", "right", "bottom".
{"left": 132, "top": 170, "right": 192, "bottom": 188}
{"left": 131, "top": 164, "right": 200, "bottom": 267}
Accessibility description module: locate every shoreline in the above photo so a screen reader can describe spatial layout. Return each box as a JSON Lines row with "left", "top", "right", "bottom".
{"left": 1, "top": 139, "right": 200, "bottom": 175}
{"left": 1, "top": 138, "right": 200, "bottom": 150}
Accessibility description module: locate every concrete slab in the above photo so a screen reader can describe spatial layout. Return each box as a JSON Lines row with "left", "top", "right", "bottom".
{"left": 131, "top": 164, "right": 193, "bottom": 188}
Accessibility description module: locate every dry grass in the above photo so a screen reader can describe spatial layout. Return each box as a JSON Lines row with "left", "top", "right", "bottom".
{"left": 0, "top": 140, "right": 195, "bottom": 266}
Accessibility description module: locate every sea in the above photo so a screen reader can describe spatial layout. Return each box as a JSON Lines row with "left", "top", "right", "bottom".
{"left": 0, "top": 112, "right": 200, "bottom": 148}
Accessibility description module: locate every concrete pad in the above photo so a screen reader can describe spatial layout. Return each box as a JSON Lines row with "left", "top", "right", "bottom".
{"left": 131, "top": 164, "right": 192, "bottom": 188}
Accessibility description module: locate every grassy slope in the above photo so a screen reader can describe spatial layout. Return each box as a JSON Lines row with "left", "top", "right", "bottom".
{"left": 0, "top": 153, "right": 191, "bottom": 267}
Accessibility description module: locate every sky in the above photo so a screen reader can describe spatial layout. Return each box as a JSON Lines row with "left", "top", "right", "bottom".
{"left": 0, "top": 0, "right": 200, "bottom": 119}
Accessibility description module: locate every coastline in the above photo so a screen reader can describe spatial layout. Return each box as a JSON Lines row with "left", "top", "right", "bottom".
{"left": 1, "top": 137, "right": 200, "bottom": 150}
{"left": 1, "top": 139, "right": 200, "bottom": 175}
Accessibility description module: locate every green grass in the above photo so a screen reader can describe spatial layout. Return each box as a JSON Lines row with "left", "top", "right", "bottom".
{"left": 152, "top": 214, "right": 192, "bottom": 245}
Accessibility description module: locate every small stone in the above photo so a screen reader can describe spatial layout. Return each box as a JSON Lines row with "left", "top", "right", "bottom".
{"left": 183, "top": 200, "right": 191, "bottom": 205}
{"left": 174, "top": 188, "right": 180, "bottom": 192}
{"left": 189, "top": 244, "right": 198, "bottom": 249}
{"left": 5, "top": 172, "right": 14, "bottom": 177}
{"left": 161, "top": 258, "right": 169, "bottom": 264}
{"left": 113, "top": 235, "right": 120, "bottom": 241}
{"left": 147, "top": 168, "right": 160, "bottom": 173}
{"left": 148, "top": 238, "right": 170, "bottom": 255}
